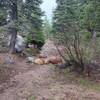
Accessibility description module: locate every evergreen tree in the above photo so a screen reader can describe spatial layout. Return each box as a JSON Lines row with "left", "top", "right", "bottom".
{"left": 0, "top": 6, "right": 7, "bottom": 26}
{"left": 53, "top": 0, "right": 77, "bottom": 34}
{"left": 52, "top": 0, "right": 86, "bottom": 72}
{"left": 79, "top": 0, "right": 100, "bottom": 37}
{"left": 0, "top": 0, "right": 44, "bottom": 53}
{"left": 20, "top": 0, "right": 44, "bottom": 42}
{"left": 0, "top": 0, "right": 18, "bottom": 53}
{"left": 43, "top": 16, "right": 52, "bottom": 39}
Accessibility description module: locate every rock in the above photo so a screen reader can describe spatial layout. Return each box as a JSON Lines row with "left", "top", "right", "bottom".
{"left": 40, "top": 40, "right": 58, "bottom": 57}
{"left": 28, "top": 44, "right": 35, "bottom": 48}
{"left": 4, "top": 57, "right": 15, "bottom": 64}
{"left": 40, "top": 39, "right": 66, "bottom": 58}
{"left": 34, "top": 58, "right": 44, "bottom": 65}
{"left": 49, "top": 56, "right": 62, "bottom": 64}
{"left": 44, "top": 58, "right": 50, "bottom": 64}
{"left": 38, "top": 54, "right": 47, "bottom": 58}
{"left": 15, "top": 35, "right": 26, "bottom": 52}
{"left": 8, "top": 35, "right": 26, "bottom": 52}
{"left": 26, "top": 57, "right": 35, "bottom": 63}
{"left": 55, "top": 63, "right": 67, "bottom": 69}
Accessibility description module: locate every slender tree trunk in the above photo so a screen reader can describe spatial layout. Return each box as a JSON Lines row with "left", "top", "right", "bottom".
{"left": 91, "top": 30, "right": 97, "bottom": 58}
{"left": 9, "top": 0, "right": 18, "bottom": 53}
{"left": 92, "top": 30, "right": 96, "bottom": 39}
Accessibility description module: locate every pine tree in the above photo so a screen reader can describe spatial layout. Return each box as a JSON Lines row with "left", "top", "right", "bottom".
{"left": 52, "top": 0, "right": 85, "bottom": 72}
{"left": 20, "top": 0, "right": 44, "bottom": 42}
{"left": 79, "top": 0, "right": 100, "bottom": 37}
{"left": 0, "top": 0, "right": 44, "bottom": 53}
{"left": 43, "top": 16, "right": 52, "bottom": 39}
{"left": 0, "top": 0, "right": 18, "bottom": 53}
{"left": 0, "top": 4, "right": 7, "bottom": 26}
{"left": 53, "top": 0, "right": 77, "bottom": 34}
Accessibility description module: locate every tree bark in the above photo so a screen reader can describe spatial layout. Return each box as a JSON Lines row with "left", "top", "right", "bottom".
{"left": 9, "top": 28, "right": 17, "bottom": 53}
{"left": 9, "top": 0, "right": 18, "bottom": 53}
{"left": 91, "top": 30, "right": 97, "bottom": 58}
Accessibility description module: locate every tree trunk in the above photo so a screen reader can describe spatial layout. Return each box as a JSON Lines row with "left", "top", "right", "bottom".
{"left": 9, "top": 28, "right": 17, "bottom": 53}
{"left": 9, "top": 0, "right": 18, "bottom": 53}
{"left": 92, "top": 30, "right": 96, "bottom": 39}
{"left": 91, "top": 30, "right": 97, "bottom": 58}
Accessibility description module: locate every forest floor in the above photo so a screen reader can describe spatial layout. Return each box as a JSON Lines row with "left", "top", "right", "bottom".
{"left": 0, "top": 53, "right": 100, "bottom": 100}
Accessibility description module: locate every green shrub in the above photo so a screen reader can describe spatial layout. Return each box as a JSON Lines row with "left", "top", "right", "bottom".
{"left": 25, "top": 48, "right": 39, "bottom": 56}
{"left": 25, "top": 32, "right": 44, "bottom": 44}
{"left": 27, "top": 96, "right": 35, "bottom": 100}
{"left": 25, "top": 34, "right": 33, "bottom": 44}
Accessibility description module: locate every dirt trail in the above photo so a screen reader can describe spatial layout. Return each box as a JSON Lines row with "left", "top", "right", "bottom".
{"left": 0, "top": 54, "right": 100, "bottom": 100}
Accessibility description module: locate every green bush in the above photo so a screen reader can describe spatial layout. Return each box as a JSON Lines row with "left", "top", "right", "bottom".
{"left": 25, "top": 34, "right": 33, "bottom": 44}
{"left": 25, "top": 48, "right": 39, "bottom": 56}
{"left": 25, "top": 32, "right": 44, "bottom": 44}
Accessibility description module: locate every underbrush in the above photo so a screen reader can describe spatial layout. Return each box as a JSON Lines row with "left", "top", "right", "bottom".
{"left": 0, "top": 47, "right": 8, "bottom": 53}
{"left": 77, "top": 78, "right": 100, "bottom": 91}
{"left": 54, "top": 67, "right": 100, "bottom": 92}
{"left": 22, "top": 48, "right": 39, "bottom": 57}
{"left": 27, "top": 95, "right": 35, "bottom": 100}
{"left": 0, "top": 64, "right": 12, "bottom": 84}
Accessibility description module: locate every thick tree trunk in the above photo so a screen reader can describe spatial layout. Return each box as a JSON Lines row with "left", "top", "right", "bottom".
{"left": 9, "top": 0, "right": 18, "bottom": 53}
{"left": 9, "top": 28, "right": 17, "bottom": 53}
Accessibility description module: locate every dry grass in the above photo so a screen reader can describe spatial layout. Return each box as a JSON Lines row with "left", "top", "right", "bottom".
{"left": 54, "top": 67, "right": 100, "bottom": 92}
{"left": 0, "top": 64, "right": 12, "bottom": 84}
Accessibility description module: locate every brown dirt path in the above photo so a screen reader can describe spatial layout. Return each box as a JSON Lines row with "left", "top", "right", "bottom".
{"left": 0, "top": 54, "right": 100, "bottom": 100}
